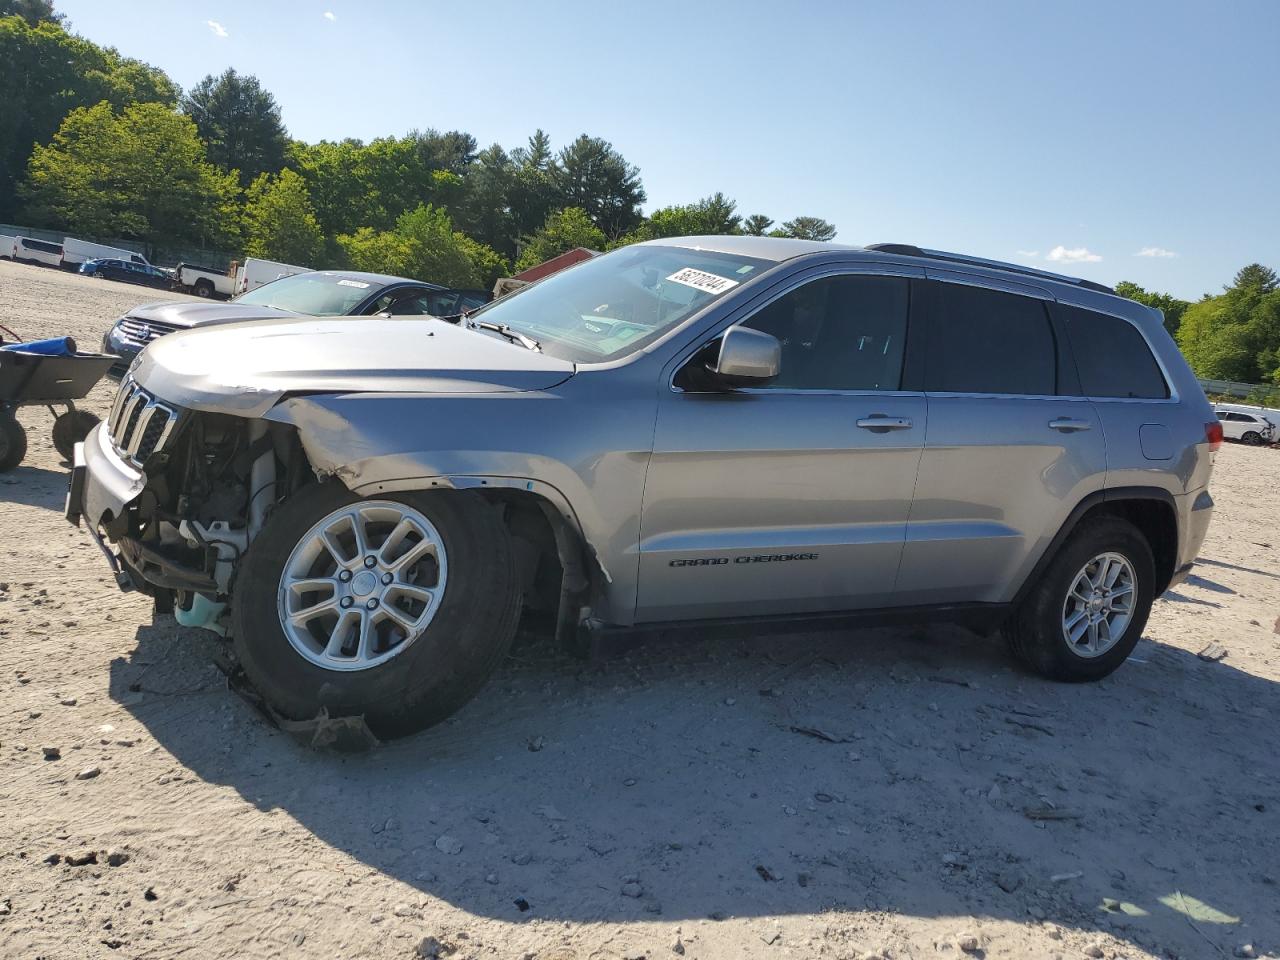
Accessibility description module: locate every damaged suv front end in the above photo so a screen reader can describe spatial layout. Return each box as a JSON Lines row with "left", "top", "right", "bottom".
{"left": 67, "top": 311, "right": 586, "bottom": 645}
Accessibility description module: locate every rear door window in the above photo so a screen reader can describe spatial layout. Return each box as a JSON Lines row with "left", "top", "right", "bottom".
{"left": 1059, "top": 305, "right": 1169, "bottom": 399}
{"left": 922, "top": 282, "right": 1056, "bottom": 395}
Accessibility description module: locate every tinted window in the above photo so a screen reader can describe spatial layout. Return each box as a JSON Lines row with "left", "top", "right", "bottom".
{"left": 923, "top": 282, "right": 1056, "bottom": 395}
{"left": 740, "top": 275, "right": 909, "bottom": 391}
{"left": 1060, "top": 305, "right": 1168, "bottom": 399}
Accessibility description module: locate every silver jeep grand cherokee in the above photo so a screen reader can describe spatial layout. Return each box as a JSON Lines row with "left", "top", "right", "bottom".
{"left": 67, "top": 237, "right": 1218, "bottom": 738}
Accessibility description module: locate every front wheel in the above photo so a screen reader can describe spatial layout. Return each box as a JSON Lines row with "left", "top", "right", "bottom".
{"left": 231, "top": 484, "right": 522, "bottom": 739}
{"left": 1241, "top": 430, "right": 1263, "bottom": 445}
{"left": 1003, "top": 516, "right": 1154, "bottom": 682}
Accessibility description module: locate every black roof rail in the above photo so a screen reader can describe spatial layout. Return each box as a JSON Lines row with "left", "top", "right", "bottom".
{"left": 865, "top": 243, "right": 1115, "bottom": 295}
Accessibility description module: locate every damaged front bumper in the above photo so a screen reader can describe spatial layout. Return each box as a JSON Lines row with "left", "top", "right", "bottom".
{"left": 65, "top": 425, "right": 144, "bottom": 592}
{"left": 65, "top": 423, "right": 218, "bottom": 595}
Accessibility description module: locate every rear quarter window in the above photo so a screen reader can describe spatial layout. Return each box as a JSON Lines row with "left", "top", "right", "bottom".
{"left": 1059, "top": 305, "right": 1169, "bottom": 399}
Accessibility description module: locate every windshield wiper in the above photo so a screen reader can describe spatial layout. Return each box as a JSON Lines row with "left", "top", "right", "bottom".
{"left": 466, "top": 318, "right": 541, "bottom": 351}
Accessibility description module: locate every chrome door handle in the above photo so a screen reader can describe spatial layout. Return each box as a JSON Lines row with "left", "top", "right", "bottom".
{"left": 1048, "top": 418, "right": 1092, "bottom": 432}
{"left": 856, "top": 415, "right": 913, "bottom": 432}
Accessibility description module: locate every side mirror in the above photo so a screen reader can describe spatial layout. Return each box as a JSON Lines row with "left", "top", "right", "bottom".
{"left": 708, "top": 326, "right": 781, "bottom": 387}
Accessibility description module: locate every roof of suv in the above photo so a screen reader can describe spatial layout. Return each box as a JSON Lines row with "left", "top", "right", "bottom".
{"left": 647, "top": 235, "right": 1116, "bottom": 297}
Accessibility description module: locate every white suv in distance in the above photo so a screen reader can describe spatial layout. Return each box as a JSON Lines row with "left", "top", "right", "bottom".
{"left": 1214, "top": 406, "right": 1276, "bottom": 445}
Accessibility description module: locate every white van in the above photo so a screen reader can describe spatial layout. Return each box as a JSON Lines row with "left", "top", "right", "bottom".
{"left": 0, "top": 234, "right": 15, "bottom": 259}
{"left": 14, "top": 236, "right": 64, "bottom": 267}
{"left": 234, "top": 257, "right": 312, "bottom": 295}
{"left": 62, "top": 237, "right": 149, "bottom": 270}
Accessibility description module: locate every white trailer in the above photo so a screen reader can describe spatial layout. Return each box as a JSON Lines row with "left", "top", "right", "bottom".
{"left": 234, "top": 257, "right": 312, "bottom": 296}
{"left": 174, "top": 263, "right": 237, "bottom": 299}
{"left": 61, "top": 237, "right": 149, "bottom": 270}
{"left": 0, "top": 234, "right": 15, "bottom": 259}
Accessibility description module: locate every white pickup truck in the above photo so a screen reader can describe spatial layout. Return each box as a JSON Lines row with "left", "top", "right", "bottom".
{"left": 173, "top": 263, "right": 237, "bottom": 299}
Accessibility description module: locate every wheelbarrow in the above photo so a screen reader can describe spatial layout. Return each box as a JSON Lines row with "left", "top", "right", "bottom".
{"left": 0, "top": 329, "right": 118, "bottom": 472}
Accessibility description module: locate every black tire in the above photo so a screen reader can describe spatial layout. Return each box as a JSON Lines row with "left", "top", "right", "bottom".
{"left": 193, "top": 278, "right": 214, "bottom": 298}
{"left": 1241, "top": 430, "right": 1262, "bottom": 445}
{"left": 52, "top": 410, "right": 100, "bottom": 461}
{"left": 231, "top": 483, "right": 522, "bottom": 739}
{"left": 0, "top": 415, "right": 27, "bottom": 472}
{"left": 1003, "top": 516, "right": 1154, "bottom": 682}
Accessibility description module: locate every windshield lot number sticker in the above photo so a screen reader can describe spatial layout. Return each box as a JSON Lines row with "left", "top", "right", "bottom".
{"left": 337, "top": 279, "right": 371, "bottom": 288}
{"left": 667, "top": 268, "right": 739, "bottom": 295}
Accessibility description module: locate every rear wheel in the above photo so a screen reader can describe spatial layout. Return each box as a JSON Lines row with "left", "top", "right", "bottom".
{"left": 231, "top": 483, "right": 522, "bottom": 739}
{"left": 0, "top": 414, "right": 27, "bottom": 472}
{"left": 1004, "top": 516, "right": 1154, "bottom": 681}
{"left": 193, "top": 278, "right": 214, "bottom": 298}
{"left": 52, "top": 410, "right": 100, "bottom": 461}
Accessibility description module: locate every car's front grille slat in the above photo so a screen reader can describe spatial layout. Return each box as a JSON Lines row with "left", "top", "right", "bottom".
{"left": 107, "top": 377, "right": 179, "bottom": 465}
{"left": 117, "top": 316, "right": 179, "bottom": 348}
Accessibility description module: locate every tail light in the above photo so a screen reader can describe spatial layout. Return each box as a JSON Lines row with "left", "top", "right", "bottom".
{"left": 1205, "top": 421, "right": 1223, "bottom": 452}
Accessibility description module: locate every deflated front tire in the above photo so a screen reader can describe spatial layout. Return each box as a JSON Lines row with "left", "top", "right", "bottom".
{"left": 230, "top": 482, "right": 522, "bottom": 739}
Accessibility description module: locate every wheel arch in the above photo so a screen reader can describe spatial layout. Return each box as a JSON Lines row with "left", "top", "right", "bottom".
{"left": 1014, "top": 486, "right": 1179, "bottom": 605}
{"left": 349, "top": 474, "right": 613, "bottom": 636}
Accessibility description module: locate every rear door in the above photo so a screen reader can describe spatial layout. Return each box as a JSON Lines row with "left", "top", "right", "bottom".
{"left": 895, "top": 275, "right": 1106, "bottom": 606}
{"left": 636, "top": 265, "right": 928, "bottom": 622}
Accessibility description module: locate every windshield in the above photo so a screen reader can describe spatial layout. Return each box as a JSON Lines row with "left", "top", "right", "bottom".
{"left": 467, "top": 245, "right": 772, "bottom": 362}
{"left": 234, "top": 272, "right": 377, "bottom": 315}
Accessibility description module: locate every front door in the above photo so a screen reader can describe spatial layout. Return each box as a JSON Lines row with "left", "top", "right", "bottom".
{"left": 635, "top": 268, "right": 928, "bottom": 622}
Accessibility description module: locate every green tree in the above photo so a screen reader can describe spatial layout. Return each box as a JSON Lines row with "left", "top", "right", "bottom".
{"left": 183, "top": 68, "right": 289, "bottom": 187}
{"left": 0, "top": 0, "right": 60, "bottom": 24}
{"left": 1233, "top": 263, "right": 1278, "bottom": 294}
{"left": 1114, "top": 281, "right": 1189, "bottom": 337}
{"left": 456, "top": 143, "right": 514, "bottom": 257}
{"left": 515, "top": 207, "right": 606, "bottom": 272}
{"left": 508, "top": 129, "right": 559, "bottom": 243}
{"left": 617, "top": 193, "right": 742, "bottom": 246}
{"left": 291, "top": 134, "right": 468, "bottom": 235}
{"left": 742, "top": 214, "right": 774, "bottom": 236}
{"left": 776, "top": 216, "right": 837, "bottom": 241}
{"left": 22, "top": 100, "right": 239, "bottom": 250}
{"left": 243, "top": 167, "right": 324, "bottom": 265}
{"left": 0, "top": 15, "right": 177, "bottom": 219}
{"left": 1177, "top": 263, "right": 1280, "bottom": 384}
{"left": 288, "top": 137, "right": 368, "bottom": 235}
{"left": 337, "top": 204, "right": 507, "bottom": 288}
{"left": 552, "top": 135, "right": 645, "bottom": 238}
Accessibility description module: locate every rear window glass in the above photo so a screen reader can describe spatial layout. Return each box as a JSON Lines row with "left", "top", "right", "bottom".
{"left": 923, "top": 282, "right": 1056, "bottom": 395}
{"left": 1060, "top": 305, "right": 1169, "bottom": 399}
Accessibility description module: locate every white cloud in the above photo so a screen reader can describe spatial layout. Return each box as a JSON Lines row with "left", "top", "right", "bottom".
{"left": 323, "top": 10, "right": 336, "bottom": 20}
{"left": 1046, "top": 245, "right": 1102, "bottom": 264}
{"left": 1135, "top": 246, "right": 1177, "bottom": 258}
{"left": 206, "top": 19, "right": 228, "bottom": 38}
{"left": 1015, "top": 249, "right": 1039, "bottom": 258}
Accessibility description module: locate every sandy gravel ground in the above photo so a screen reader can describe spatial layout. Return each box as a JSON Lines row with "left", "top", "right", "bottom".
{"left": 1, "top": 259, "right": 1278, "bottom": 960}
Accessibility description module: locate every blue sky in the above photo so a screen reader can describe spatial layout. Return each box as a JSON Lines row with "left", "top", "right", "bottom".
{"left": 55, "top": 0, "right": 1279, "bottom": 300}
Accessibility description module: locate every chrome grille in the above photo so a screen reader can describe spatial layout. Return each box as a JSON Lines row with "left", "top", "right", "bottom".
{"left": 107, "top": 378, "right": 179, "bottom": 463}
{"left": 116, "top": 316, "right": 180, "bottom": 349}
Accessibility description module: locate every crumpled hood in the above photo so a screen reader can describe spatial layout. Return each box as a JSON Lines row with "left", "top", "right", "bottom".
{"left": 124, "top": 299, "right": 301, "bottom": 327}
{"left": 132, "top": 316, "right": 575, "bottom": 417}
